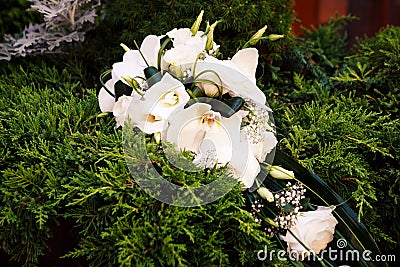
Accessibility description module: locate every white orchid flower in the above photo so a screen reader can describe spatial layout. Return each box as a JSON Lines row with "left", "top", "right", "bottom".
{"left": 125, "top": 73, "right": 190, "bottom": 134}
{"left": 113, "top": 95, "right": 138, "bottom": 128}
{"left": 113, "top": 35, "right": 161, "bottom": 85}
{"left": 98, "top": 35, "right": 161, "bottom": 112}
{"left": 98, "top": 70, "right": 120, "bottom": 112}
{"left": 165, "top": 103, "right": 260, "bottom": 188}
{"left": 193, "top": 48, "right": 266, "bottom": 104}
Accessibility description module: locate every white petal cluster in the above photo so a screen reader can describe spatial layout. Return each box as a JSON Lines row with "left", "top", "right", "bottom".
{"left": 98, "top": 27, "right": 278, "bottom": 188}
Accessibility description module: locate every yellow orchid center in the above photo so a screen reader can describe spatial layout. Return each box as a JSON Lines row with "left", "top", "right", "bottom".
{"left": 161, "top": 91, "right": 179, "bottom": 106}
{"left": 201, "top": 111, "right": 221, "bottom": 132}
{"left": 146, "top": 114, "right": 160, "bottom": 123}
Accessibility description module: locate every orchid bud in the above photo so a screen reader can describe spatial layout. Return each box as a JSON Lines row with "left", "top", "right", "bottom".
{"left": 154, "top": 132, "right": 161, "bottom": 144}
{"left": 205, "top": 20, "right": 220, "bottom": 52}
{"left": 269, "top": 165, "right": 295, "bottom": 180}
{"left": 190, "top": 10, "right": 204, "bottom": 36}
{"left": 168, "top": 62, "right": 184, "bottom": 79}
{"left": 121, "top": 76, "right": 140, "bottom": 89}
{"left": 257, "top": 187, "right": 274, "bottom": 202}
{"left": 248, "top": 25, "right": 267, "bottom": 46}
{"left": 120, "top": 43, "right": 131, "bottom": 52}
{"left": 267, "top": 34, "right": 284, "bottom": 41}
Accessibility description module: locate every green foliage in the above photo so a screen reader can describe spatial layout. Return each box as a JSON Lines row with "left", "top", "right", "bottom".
{"left": 262, "top": 15, "right": 356, "bottom": 111}
{"left": 279, "top": 95, "right": 399, "bottom": 220}
{"left": 333, "top": 26, "right": 400, "bottom": 114}
{"left": 301, "top": 14, "right": 357, "bottom": 72}
{"left": 86, "top": 0, "right": 295, "bottom": 72}
{"left": 263, "top": 18, "right": 400, "bottom": 251}
{"left": 0, "top": 63, "right": 283, "bottom": 266}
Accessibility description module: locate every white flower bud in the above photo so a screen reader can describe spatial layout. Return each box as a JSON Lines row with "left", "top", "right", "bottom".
{"left": 190, "top": 10, "right": 204, "bottom": 36}
{"left": 269, "top": 165, "right": 295, "bottom": 180}
{"left": 205, "top": 20, "right": 220, "bottom": 52}
{"left": 257, "top": 187, "right": 274, "bottom": 202}
{"left": 154, "top": 132, "right": 161, "bottom": 144}
{"left": 267, "top": 34, "right": 284, "bottom": 41}
{"left": 120, "top": 43, "right": 131, "bottom": 52}
{"left": 248, "top": 25, "right": 267, "bottom": 46}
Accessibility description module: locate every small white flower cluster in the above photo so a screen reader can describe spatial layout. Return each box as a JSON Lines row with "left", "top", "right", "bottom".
{"left": 275, "top": 182, "right": 306, "bottom": 207}
{"left": 241, "top": 99, "right": 275, "bottom": 144}
{"left": 250, "top": 199, "right": 265, "bottom": 224}
{"left": 273, "top": 182, "right": 306, "bottom": 230}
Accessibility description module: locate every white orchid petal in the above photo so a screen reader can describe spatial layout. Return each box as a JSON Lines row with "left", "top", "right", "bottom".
{"left": 137, "top": 118, "right": 168, "bottom": 133}
{"left": 221, "top": 112, "right": 260, "bottom": 188}
{"left": 251, "top": 131, "right": 278, "bottom": 162}
{"left": 140, "top": 35, "right": 161, "bottom": 67}
{"left": 164, "top": 44, "right": 204, "bottom": 66}
{"left": 167, "top": 28, "right": 192, "bottom": 46}
{"left": 164, "top": 46, "right": 199, "bottom": 66}
{"left": 98, "top": 88, "right": 115, "bottom": 112}
{"left": 195, "top": 61, "right": 266, "bottom": 104}
{"left": 125, "top": 100, "right": 168, "bottom": 133}
{"left": 192, "top": 139, "right": 219, "bottom": 168}
{"left": 186, "top": 32, "right": 207, "bottom": 48}
{"left": 113, "top": 55, "right": 144, "bottom": 85}
{"left": 99, "top": 69, "right": 133, "bottom": 112}
{"left": 113, "top": 35, "right": 160, "bottom": 85}
{"left": 230, "top": 140, "right": 260, "bottom": 188}
{"left": 231, "top": 48, "right": 259, "bottom": 83}
{"left": 166, "top": 103, "right": 212, "bottom": 153}
{"left": 143, "top": 73, "right": 190, "bottom": 119}
{"left": 113, "top": 95, "right": 136, "bottom": 127}
{"left": 202, "top": 129, "right": 232, "bottom": 165}
{"left": 121, "top": 49, "right": 142, "bottom": 65}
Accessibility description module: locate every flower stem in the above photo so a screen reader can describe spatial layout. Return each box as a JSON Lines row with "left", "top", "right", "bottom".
{"left": 134, "top": 40, "right": 150, "bottom": 67}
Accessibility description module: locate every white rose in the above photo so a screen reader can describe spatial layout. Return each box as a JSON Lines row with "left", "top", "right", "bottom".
{"left": 280, "top": 206, "right": 338, "bottom": 259}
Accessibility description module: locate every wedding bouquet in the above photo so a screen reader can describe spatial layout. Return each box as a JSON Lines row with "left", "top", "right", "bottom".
{"left": 98, "top": 11, "right": 383, "bottom": 266}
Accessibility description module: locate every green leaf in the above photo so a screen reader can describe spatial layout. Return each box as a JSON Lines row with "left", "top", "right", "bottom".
{"left": 144, "top": 66, "right": 162, "bottom": 87}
